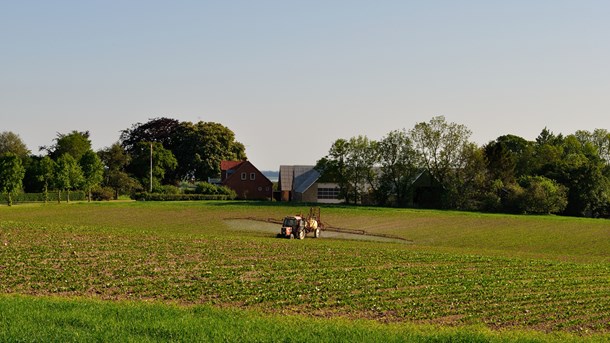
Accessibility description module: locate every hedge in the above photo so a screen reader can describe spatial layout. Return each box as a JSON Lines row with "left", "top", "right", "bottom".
{"left": 132, "top": 193, "right": 234, "bottom": 201}
{"left": 0, "top": 191, "right": 87, "bottom": 204}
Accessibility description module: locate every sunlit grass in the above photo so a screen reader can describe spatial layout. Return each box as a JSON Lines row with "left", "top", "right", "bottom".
{"left": 1, "top": 295, "right": 605, "bottom": 343}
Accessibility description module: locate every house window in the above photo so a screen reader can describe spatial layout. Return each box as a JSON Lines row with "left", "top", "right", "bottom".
{"left": 318, "top": 187, "right": 340, "bottom": 199}
{"left": 241, "top": 172, "right": 247, "bottom": 180}
{"left": 250, "top": 173, "right": 256, "bottom": 180}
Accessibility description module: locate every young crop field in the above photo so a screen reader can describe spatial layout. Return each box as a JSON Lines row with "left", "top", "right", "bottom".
{"left": 0, "top": 201, "right": 609, "bottom": 341}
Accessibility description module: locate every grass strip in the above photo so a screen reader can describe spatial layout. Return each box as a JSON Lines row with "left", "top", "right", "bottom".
{"left": 0, "top": 295, "right": 605, "bottom": 343}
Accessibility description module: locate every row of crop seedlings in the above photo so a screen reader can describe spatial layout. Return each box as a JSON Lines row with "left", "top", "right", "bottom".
{"left": 0, "top": 192, "right": 87, "bottom": 203}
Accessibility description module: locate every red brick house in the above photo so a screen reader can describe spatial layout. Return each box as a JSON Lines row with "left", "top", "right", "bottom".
{"left": 220, "top": 160, "right": 273, "bottom": 200}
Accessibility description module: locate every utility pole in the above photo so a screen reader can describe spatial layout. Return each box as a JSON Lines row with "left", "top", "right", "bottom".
{"left": 150, "top": 142, "right": 153, "bottom": 193}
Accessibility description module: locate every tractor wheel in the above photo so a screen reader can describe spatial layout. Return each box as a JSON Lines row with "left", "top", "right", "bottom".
{"left": 314, "top": 228, "right": 320, "bottom": 238}
{"left": 298, "top": 229, "right": 305, "bottom": 240}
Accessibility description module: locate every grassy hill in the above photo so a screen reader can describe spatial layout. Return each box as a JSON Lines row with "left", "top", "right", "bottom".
{"left": 0, "top": 201, "right": 608, "bottom": 341}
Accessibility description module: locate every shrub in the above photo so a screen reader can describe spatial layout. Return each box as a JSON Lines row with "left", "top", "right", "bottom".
{"left": 518, "top": 176, "right": 568, "bottom": 214}
{"left": 159, "top": 185, "right": 182, "bottom": 195}
{"left": 194, "top": 183, "right": 237, "bottom": 199}
{"left": 91, "top": 187, "right": 114, "bottom": 201}
{"left": 195, "top": 182, "right": 219, "bottom": 195}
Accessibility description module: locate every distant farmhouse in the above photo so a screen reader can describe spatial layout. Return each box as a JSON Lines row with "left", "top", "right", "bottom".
{"left": 277, "top": 165, "right": 341, "bottom": 204}
{"left": 220, "top": 161, "right": 273, "bottom": 200}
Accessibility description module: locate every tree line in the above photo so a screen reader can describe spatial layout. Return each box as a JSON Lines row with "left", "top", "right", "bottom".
{"left": 0, "top": 118, "right": 246, "bottom": 205}
{"left": 316, "top": 116, "right": 610, "bottom": 218}
{"left": 3, "top": 115, "right": 610, "bottom": 218}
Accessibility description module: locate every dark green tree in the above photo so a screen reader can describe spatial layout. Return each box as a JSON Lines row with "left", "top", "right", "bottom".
{"left": 120, "top": 117, "right": 181, "bottom": 153}
{"left": 375, "top": 130, "right": 420, "bottom": 206}
{"left": 46, "top": 131, "right": 92, "bottom": 161}
{"left": 120, "top": 118, "right": 246, "bottom": 183}
{"left": 99, "top": 143, "right": 140, "bottom": 199}
{"left": 129, "top": 142, "right": 177, "bottom": 191}
{"left": 0, "top": 153, "right": 26, "bottom": 206}
{"left": 316, "top": 136, "right": 378, "bottom": 204}
{"left": 172, "top": 121, "right": 247, "bottom": 181}
{"left": 541, "top": 135, "right": 610, "bottom": 217}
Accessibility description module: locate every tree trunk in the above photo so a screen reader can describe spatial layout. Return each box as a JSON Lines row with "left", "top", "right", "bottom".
{"left": 7, "top": 193, "right": 11, "bottom": 206}
{"left": 88, "top": 189, "right": 92, "bottom": 202}
{"left": 67, "top": 190, "right": 70, "bottom": 203}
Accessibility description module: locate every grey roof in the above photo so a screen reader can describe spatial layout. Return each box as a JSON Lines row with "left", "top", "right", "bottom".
{"left": 293, "top": 168, "right": 321, "bottom": 194}
{"left": 279, "top": 165, "right": 317, "bottom": 191}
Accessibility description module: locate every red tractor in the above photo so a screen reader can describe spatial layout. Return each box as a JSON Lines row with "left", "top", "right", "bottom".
{"left": 278, "top": 207, "right": 323, "bottom": 239}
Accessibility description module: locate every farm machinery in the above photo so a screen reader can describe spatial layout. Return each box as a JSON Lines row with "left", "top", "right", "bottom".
{"left": 278, "top": 207, "right": 324, "bottom": 239}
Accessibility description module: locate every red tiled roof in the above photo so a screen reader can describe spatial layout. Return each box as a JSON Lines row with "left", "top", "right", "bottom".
{"left": 221, "top": 160, "right": 244, "bottom": 171}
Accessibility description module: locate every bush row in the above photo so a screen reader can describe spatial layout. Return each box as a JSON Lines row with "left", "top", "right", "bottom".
{"left": 132, "top": 193, "right": 234, "bottom": 201}
{"left": 0, "top": 191, "right": 87, "bottom": 203}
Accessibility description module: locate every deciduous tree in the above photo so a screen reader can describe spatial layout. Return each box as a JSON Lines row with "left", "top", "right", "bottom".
{"left": 0, "top": 153, "right": 26, "bottom": 206}
{"left": 80, "top": 150, "right": 104, "bottom": 202}
{"left": 317, "top": 136, "right": 378, "bottom": 204}
{"left": 129, "top": 142, "right": 177, "bottom": 191}
{"left": 0, "top": 131, "right": 30, "bottom": 158}
{"left": 37, "top": 156, "right": 56, "bottom": 203}
{"left": 409, "top": 116, "right": 474, "bottom": 208}
{"left": 55, "top": 154, "right": 83, "bottom": 203}
{"left": 519, "top": 176, "right": 568, "bottom": 214}
{"left": 120, "top": 118, "right": 246, "bottom": 183}
{"left": 375, "top": 130, "right": 420, "bottom": 206}
{"left": 46, "top": 131, "right": 92, "bottom": 161}
{"left": 99, "top": 143, "right": 139, "bottom": 199}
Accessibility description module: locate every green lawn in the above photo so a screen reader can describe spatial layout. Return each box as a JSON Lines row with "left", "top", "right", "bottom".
{"left": 0, "top": 201, "right": 608, "bottom": 341}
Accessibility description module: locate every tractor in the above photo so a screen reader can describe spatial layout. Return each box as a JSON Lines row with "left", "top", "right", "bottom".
{"left": 278, "top": 207, "right": 323, "bottom": 239}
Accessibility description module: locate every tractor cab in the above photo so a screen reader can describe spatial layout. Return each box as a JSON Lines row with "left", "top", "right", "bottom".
{"left": 280, "top": 216, "right": 303, "bottom": 238}
{"left": 278, "top": 207, "right": 323, "bottom": 240}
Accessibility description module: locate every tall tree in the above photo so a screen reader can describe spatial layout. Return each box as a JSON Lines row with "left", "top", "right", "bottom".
{"left": 37, "top": 156, "right": 56, "bottom": 203}
{"left": 539, "top": 134, "right": 610, "bottom": 217}
{"left": 99, "top": 143, "right": 139, "bottom": 199}
{"left": 317, "top": 136, "right": 377, "bottom": 204}
{"left": 172, "top": 121, "right": 247, "bottom": 181}
{"left": 409, "top": 116, "right": 474, "bottom": 208}
{"left": 0, "top": 131, "right": 30, "bottom": 158}
{"left": 0, "top": 153, "right": 26, "bottom": 206}
{"left": 574, "top": 129, "right": 610, "bottom": 165}
{"left": 79, "top": 150, "right": 104, "bottom": 202}
{"left": 55, "top": 154, "right": 83, "bottom": 203}
{"left": 120, "top": 118, "right": 246, "bottom": 183}
{"left": 120, "top": 117, "right": 181, "bottom": 153}
{"left": 46, "top": 131, "right": 92, "bottom": 161}
{"left": 375, "top": 130, "right": 420, "bottom": 206}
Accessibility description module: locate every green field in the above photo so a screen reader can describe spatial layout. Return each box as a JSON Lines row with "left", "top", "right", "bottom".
{"left": 0, "top": 201, "right": 609, "bottom": 342}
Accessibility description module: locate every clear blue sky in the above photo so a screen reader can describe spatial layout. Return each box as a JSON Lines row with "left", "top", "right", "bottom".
{"left": 2, "top": 1, "right": 610, "bottom": 170}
